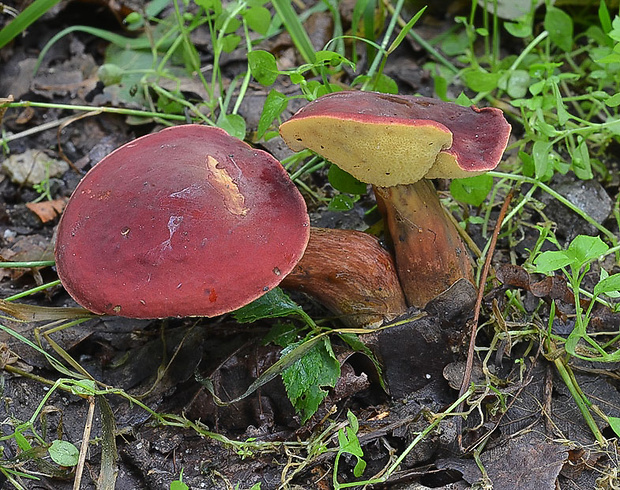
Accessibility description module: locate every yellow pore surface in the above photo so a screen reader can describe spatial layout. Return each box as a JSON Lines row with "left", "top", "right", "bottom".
{"left": 281, "top": 116, "right": 453, "bottom": 187}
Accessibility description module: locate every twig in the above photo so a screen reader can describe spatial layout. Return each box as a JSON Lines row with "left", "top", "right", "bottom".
{"left": 73, "top": 395, "right": 96, "bottom": 490}
{"left": 457, "top": 189, "right": 514, "bottom": 451}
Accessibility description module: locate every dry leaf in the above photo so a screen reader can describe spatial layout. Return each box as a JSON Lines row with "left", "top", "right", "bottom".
{"left": 26, "top": 198, "right": 68, "bottom": 223}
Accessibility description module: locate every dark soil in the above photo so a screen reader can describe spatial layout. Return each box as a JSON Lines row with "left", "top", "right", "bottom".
{"left": 0, "top": 2, "right": 619, "bottom": 489}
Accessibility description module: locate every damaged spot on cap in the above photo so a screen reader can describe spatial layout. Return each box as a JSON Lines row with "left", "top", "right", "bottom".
{"left": 206, "top": 155, "right": 248, "bottom": 216}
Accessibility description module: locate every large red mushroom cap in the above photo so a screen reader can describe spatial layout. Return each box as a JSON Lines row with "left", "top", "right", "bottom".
{"left": 279, "top": 91, "right": 511, "bottom": 186}
{"left": 55, "top": 125, "right": 310, "bottom": 318}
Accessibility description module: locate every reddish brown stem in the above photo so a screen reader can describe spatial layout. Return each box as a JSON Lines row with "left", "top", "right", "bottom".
{"left": 281, "top": 227, "right": 407, "bottom": 328}
{"left": 374, "top": 180, "right": 473, "bottom": 308}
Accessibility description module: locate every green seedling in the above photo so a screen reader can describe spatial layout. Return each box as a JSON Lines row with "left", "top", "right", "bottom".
{"left": 535, "top": 234, "right": 620, "bottom": 362}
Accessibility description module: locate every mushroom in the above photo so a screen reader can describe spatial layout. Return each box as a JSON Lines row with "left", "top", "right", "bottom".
{"left": 280, "top": 91, "right": 511, "bottom": 308}
{"left": 55, "top": 125, "right": 310, "bottom": 318}
{"left": 280, "top": 227, "right": 407, "bottom": 328}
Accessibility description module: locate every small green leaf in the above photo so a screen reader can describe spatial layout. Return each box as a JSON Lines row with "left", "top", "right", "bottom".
{"left": 48, "top": 440, "right": 79, "bottom": 467}
{"left": 14, "top": 431, "right": 32, "bottom": 452}
{"left": 534, "top": 250, "right": 572, "bottom": 274}
{"left": 328, "top": 194, "right": 355, "bottom": 211}
{"left": 532, "top": 140, "right": 552, "bottom": 180}
{"left": 506, "top": 70, "right": 530, "bottom": 98}
{"left": 568, "top": 235, "right": 608, "bottom": 267}
{"left": 263, "top": 322, "right": 299, "bottom": 348}
{"left": 544, "top": 6, "right": 573, "bottom": 52}
{"left": 233, "top": 288, "right": 304, "bottom": 324}
{"left": 281, "top": 338, "right": 340, "bottom": 422}
{"left": 571, "top": 137, "right": 593, "bottom": 180}
{"left": 337, "top": 411, "right": 366, "bottom": 477}
{"left": 257, "top": 89, "right": 288, "bottom": 139}
{"left": 504, "top": 15, "right": 533, "bottom": 38}
{"left": 97, "top": 64, "right": 124, "bottom": 85}
{"left": 244, "top": 6, "right": 271, "bottom": 36}
{"left": 609, "top": 416, "right": 620, "bottom": 438}
{"left": 450, "top": 174, "right": 493, "bottom": 206}
{"left": 220, "top": 34, "right": 241, "bottom": 53}
{"left": 599, "top": 0, "right": 612, "bottom": 34}
{"left": 314, "top": 50, "right": 352, "bottom": 68}
{"left": 605, "top": 93, "right": 620, "bottom": 108}
{"left": 217, "top": 114, "right": 246, "bottom": 140}
{"left": 461, "top": 67, "right": 500, "bottom": 92}
{"left": 170, "top": 481, "right": 189, "bottom": 490}
{"left": 328, "top": 165, "right": 367, "bottom": 195}
{"left": 248, "top": 50, "right": 279, "bottom": 85}
{"left": 594, "top": 273, "right": 620, "bottom": 297}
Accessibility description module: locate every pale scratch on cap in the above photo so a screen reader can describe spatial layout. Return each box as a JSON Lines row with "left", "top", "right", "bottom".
{"left": 206, "top": 155, "right": 248, "bottom": 216}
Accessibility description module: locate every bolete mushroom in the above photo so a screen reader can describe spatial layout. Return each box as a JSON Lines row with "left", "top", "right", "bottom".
{"left": 280, "top": 227, "right": 407, "bottom": 328}
{"left": 55, "top": 125, "right": 310, "bottom": 318}
{"left": 280, "top": 91, "right": 511, "bottom": 308}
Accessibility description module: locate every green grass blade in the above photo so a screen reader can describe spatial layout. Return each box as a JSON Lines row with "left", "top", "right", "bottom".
{"left": 0, "top": 0, "right": 62, "bottom": 50}
{"left": 35, "top": 25, "right": 155, "bottom": 74}
{"left": 272, "top": 0, "right": 316, "bottom": 64}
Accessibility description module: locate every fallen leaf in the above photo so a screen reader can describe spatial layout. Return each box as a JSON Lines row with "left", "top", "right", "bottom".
{"left": 26, "top": 198, "right": 68, "bottom": 223}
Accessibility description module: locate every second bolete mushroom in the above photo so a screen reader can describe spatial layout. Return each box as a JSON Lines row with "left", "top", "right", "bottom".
{"left": 55, "top": 125, "right": 310, "bottom": 318}
{"left": 280, "top": 91, "right": 511, "bottom": 308}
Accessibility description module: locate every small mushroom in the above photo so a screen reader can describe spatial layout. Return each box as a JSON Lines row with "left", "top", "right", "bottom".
{"left": 55, "top": 125, "right": 310, "bottom": 318}
{"left": 280, "top": 91, "right": 511, "bottom": 308}
{"left": 280, "top": 227, "right": 407, "bottom": 328}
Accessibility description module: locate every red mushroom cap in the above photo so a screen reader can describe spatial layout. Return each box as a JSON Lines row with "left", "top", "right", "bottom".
{"left": 279, "top": 91, "right": 511, "bottom": 185}
{"left": 55, "top": 125, "right": 310, "bottom": 318}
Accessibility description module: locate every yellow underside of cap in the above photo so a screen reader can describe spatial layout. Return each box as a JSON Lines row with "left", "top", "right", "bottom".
{"left": 281, "top": 117, "right": 452, "bottom": 187}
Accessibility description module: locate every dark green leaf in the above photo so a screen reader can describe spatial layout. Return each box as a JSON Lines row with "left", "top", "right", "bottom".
{"left": 328, "top": 194, "right": 355, "bottom": 211}
{"left": 328, "top": 165, "right": 367, "bottom": 195}
{"left": 281, "top": 337, "right": 340, "bottom": 422}
{"left": 233, "top": 288, "right": 304, "bottom": 324}
{"left": 257, "top": 89, "right": 288, "bottom": 139}
{"left": 263, "top": 322, "right": 299, "bottom": 347}
{"left": 449, "top": 174, "right": 493, "bottom": 206}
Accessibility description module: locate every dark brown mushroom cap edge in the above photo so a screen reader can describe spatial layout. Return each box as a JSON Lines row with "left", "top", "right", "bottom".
{"left": 55, "top": 125, "right": 310, "bottom": 318}
{"left": 279, "top": 90, "right": 511, "bottom": 186}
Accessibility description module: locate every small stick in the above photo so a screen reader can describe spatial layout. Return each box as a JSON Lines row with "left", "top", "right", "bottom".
{"left": 457, "top": 189, "right": 514, "bottom": 451}
{"left": 73, "top": 395, "right": 96, "bottom": 490}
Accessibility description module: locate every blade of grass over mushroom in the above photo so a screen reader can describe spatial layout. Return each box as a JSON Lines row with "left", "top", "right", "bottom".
{"left": 0, "top": 260, "right": 55, "bottom": 268}
{"left": 4, "top": 280, "right": 61, "bottom": 302}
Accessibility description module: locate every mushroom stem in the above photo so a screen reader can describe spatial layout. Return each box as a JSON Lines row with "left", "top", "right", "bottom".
{"left": 280, "top": 227, "right": 407, "bottom": 328}
{"left": 374, "top": 180, "right": 473, "bottom": 308}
